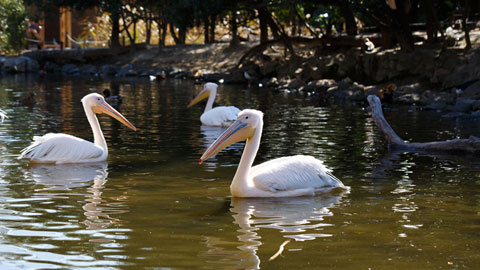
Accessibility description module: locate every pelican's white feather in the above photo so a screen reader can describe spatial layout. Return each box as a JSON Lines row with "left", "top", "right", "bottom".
{"left": 252, "top": 155, "right": 343, "bottom": 193}
{"left": 200, "top": 106, "right": 241, "bottom": 127}
{"left": 19, "top": 133, "right": 104, "bottom": 164}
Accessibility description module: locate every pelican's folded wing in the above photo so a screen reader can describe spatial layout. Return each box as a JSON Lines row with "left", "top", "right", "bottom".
{"left": 201, "top": 106, "right": 241, "bottom": 126}
{"left": 252, "top": 155, "right": 344, "bottom": 193}
{"left": 19, "top": 133, "right": 103, "bottom": 163}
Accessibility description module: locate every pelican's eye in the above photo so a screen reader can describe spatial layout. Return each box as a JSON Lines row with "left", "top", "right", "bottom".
{"left": 245, "top": 116, "right": 249, "bottom": 119}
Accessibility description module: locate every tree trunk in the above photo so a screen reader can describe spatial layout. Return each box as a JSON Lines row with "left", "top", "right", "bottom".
{"left": 290, "top": 7, "right": 297, "bottom": 36}
{"left": 158, "top": 19, "right": 167, "bottom": 47}
{"left": 293, "top": 8, "right": 319, "bottom": 38}
{"left": 204, "top": 16, "right": 210, "bottom": 44}
{"left": 391, "top": 0, "right": 414, "bottom": 52}
{"left": 265, "top": 12, "right": 297, "bottom": 58}
{"left": 229, "top": 10, "right": 240, "bottom": 47}
{"left": 380, "top": 28, "right": 396, "bottom": 48}
{"left": 210, "top": 14, "right": 216, "bottom": 43}
{"left": 169, "top": 23, "right": 180, "bottom": 44}
{"left": 178, "top": 25, "right": 186, "bottom": 44}
{"left": 145, "top": 11, "right": 152, "bottom": 44}
{"left": 120, "top": 12, "right": 135, "bottom": 51}
{"left": 258, "top": 8, "right": 269, "bottom": 44}
{"left": 110, "top": 11, "right": 120, "bottom": 48}
{"left": 339, "top": 0, "right": 357, "bottom": 35}
{"left": 424, "top": 0, "right": 436, "bottom": 43}
{"left": 133, "top": 20, "right": 137, "bottom": 44}
{"left": 463, "top": 0, "right": 471, "bottom": 50}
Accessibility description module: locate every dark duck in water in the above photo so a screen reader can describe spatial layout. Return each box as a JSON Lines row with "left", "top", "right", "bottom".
{"left": 103, "top": 89, "right": 123, "bottom": 109}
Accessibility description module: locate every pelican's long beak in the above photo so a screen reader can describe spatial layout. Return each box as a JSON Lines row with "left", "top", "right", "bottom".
{"left": 187, "top": 88, "right": 209, "bottom": 108}
{"left": 199, "top": 120, "right": 255, "bottom": 164}
{"left": 94, "top": 101, "right": 137, "bottom": 131}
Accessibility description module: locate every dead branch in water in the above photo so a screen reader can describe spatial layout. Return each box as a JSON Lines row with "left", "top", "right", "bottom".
{"left": 367, "top": 95, "right": 480, "bottom": 153}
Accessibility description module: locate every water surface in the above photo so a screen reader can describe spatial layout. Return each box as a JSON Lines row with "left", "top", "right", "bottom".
{"left": 0, "top": 75, "right": 479, "bottom": 269}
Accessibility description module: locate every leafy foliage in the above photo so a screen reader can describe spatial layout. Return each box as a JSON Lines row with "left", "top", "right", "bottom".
{"left": 11, "top": 0, "right": 480, "bottom": 50}
{"left": 0, "top": 0, "right": 28, "bottom": 54}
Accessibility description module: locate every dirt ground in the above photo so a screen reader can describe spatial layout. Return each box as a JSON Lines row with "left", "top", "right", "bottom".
{"left": 108, "top": 27, "right": 480, "bottom": 74}
{"left": 112, "top": 43, "right": 255, "bottom": 72}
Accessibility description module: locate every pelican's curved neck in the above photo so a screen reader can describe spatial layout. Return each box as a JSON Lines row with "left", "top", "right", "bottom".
{"left": 204, "top": 89, "right": 216, "bottom": 113}
{"left": 231, "top": 122, "right": 263, "bottom": 192}
{"left": 83, "top": 103, "right": 107, "bottom": 151}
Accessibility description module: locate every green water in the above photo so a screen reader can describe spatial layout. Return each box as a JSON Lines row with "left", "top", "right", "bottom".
{"left": 0, "top": 75, "right": 479, "bottom": 269}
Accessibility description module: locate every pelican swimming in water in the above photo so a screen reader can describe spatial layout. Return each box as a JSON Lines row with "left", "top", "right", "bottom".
{"left": 187, "top": 82, "right": 240, "bottom": 127}
{"left": 199, "top": 109, "right": 346, "bottom": 197}
{"left": 19, "top": 93, "right": 136, "bottom": 164}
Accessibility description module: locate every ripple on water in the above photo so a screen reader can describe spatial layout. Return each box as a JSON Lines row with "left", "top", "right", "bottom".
{"left": 1, "top": 77, "right": 480, "bottom": 269}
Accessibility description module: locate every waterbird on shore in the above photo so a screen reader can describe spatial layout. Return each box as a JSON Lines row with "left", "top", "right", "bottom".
{"left": 376, "top": 83, "right": 396, "bottom": 104}
{"left": 156, "top": 70, "right": 166, "bottom": 80}
{"left": 199, "top": 109, "right": 346, "bottom": 197}
{"left": 244, "top": 71, "right": 254, "bottom": 87}
{"left": 363, "top": 38, "right": 375, "bottom": 52}
{"left": 187, "top": 82, "right": 240, "bottom": 127}
{"left": 103, "top": 89, "right": 123, "bottom": 109}
{"left": 19, "top": 93, "right": 136, "bottom": 164}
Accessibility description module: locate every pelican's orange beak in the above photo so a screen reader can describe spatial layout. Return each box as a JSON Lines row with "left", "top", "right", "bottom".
{"left": 93, "top": 101, "right": 137, "bottom": 131}
{"left": 199, "top": 120, "right": 255, "bottom": 164}
{"left": 187, "top": 87, "right": 210, "bottom": 108}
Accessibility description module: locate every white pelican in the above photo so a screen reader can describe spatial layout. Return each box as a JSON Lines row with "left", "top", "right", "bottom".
{"left": 19, "top": 93, "right": 136, "bottom": 164}
{"left": 199, "top": 109, "right": 346, "bottom": 197}
{"left": 187, "top": 82, "right": 240, "bottom": 127}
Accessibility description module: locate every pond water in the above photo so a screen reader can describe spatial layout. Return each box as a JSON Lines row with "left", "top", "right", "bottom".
{"left": 0, "top": 75, "right": 479, "bottom": 269}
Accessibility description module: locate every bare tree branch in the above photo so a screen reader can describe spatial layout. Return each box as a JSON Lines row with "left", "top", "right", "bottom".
{"left": 368, "top": 95, "right": 480, "bottom": 153}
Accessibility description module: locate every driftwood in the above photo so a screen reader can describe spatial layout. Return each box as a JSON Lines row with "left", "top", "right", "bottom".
{"left": 367, "top": 95, "right": 480, "bottom": 153}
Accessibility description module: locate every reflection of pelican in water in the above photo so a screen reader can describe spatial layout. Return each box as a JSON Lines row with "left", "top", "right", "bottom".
{"left": 199, "top": 125, "right": 244, "bottom": 168}
{"left": 30, "top": 162, "right": 108, "bottom": 190}
{"left": 200, "top": 125, "right": 227, "bottom": 147}
{"left": 29, "top": 162, "right": 126, "bottom": 230}
{"left": 0, "top": 109, "right": 7, "bottom": 123}
{"left": 202, "top": 194, "right": 345, "bottom": 269}
{"left": 231, "top": 195, "right": 344, "bottom": 241}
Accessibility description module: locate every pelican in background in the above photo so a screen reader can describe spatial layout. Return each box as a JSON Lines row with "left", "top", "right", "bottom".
{"left": 199, "top": 109, "right": 346, "bottom": 197}
{"left": 19, "top": 93, "right": 136, "bottom": 164}
{"left": 187, "top": 82, "right": 240, "bottom": 127}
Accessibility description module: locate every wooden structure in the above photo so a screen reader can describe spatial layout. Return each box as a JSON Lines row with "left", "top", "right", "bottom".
{"left": 27, "top": 6, "right": 98, "bottom": 49}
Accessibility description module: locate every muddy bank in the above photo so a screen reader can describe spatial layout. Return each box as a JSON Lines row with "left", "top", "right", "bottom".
{"left": 1, "top": 41, "right": 480, "bottom": 117}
